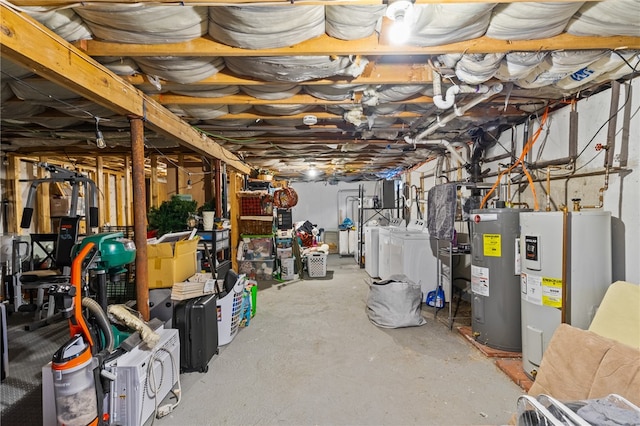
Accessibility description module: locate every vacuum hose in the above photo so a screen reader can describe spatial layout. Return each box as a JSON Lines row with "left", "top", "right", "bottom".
{"left": 82, "top": 297, "right": 114, "bottom": 352}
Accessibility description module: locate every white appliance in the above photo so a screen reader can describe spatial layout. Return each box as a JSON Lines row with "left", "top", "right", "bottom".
{"left": 387, "top": 220, "right": 441, "bottom": 300}
{"left": 364, "top": 225, "right": 380, "bottom": 278}
{"left": 377, "top": 218, "right": 406, "bottom": 280}
{"left": 42, "top": 326, "right": 180, "bottom": 426}
{"left": 106, "top": 327, "right": 180, "bottom": 425}
{"left": 520, "top": 211, "right": 611, "bottom": 379}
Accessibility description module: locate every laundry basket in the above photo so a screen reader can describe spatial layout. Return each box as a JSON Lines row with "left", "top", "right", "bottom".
{"left": 217, "top": 274, "right": 245, "bottom": 345}
{"left": 306, "top": 252, "right": 327, "bottom": 278}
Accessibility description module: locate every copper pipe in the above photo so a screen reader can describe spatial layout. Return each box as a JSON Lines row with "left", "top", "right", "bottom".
{"left": 510, "top": 202, "right": 529, "bottom": 209}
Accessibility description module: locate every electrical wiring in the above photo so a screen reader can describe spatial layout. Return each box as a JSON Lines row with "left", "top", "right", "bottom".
{"left": 481, "top": 107, "right": 549, "bottom": 210}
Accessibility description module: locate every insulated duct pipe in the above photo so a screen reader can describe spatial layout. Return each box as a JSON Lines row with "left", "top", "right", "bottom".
{"left": 432, "top": 69, "right": 491, "bottom": 110}
{"left": 406, "top": 83, "right": 504, "bottom": 144}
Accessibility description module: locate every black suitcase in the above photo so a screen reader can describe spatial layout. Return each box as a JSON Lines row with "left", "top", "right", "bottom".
{"left": 173, "top": 293, "right": 218, "bottom": 373}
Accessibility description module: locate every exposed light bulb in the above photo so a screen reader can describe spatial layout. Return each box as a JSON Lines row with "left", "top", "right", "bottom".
{"left": 389, "top": 17, "right": 412, "bottom": 45}
{"left": 385, "top": 0, "right": 414, "bottom": 45}
{"left": 187, "top": 178, "right": 192, "bottom": 190}
{"left": 94, "top": 116, "right": 106, "bottom": 149}
{"left": 95, "top": 129, "right": 106, "bottom": 149}
{"left": 307, "top": 167, "right": 318, "bottom": 178}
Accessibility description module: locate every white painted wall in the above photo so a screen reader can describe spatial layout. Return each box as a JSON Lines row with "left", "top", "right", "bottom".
{"left": 290, "top": 180, "right": 383, "bottom": 231}
{"left": 411, "top": 77, "right": 640, "bottom": 283}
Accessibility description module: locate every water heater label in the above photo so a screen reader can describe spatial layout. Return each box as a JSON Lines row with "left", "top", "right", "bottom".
{"left": 524, "top": 273, "right": 543, "bottom": 305}
{"left": 471, "top": 265, "right": 489, "bottom": 296}
{"left": 483, "top": 234, "right": 502, "bottom": 257}
{"left": 542, "top": 277, "right": 563, "bottom": 308}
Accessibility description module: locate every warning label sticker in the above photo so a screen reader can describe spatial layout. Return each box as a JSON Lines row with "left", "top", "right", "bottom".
{"left": 542, "top": 277, "right": 563, "bottom": 308}
{"left": 471, "top": 265, "right": 489, "bottom": 297}
{"left": 483, "top": 234, "right": 501, "bottom": 257}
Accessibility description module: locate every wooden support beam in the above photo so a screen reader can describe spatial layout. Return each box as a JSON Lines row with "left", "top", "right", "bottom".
{"left": 151, "top": 93, "right": 434, "bottom": 106}
{"left": 125, "top": 63, "right": 434, "bottom": 87}
{"left": 78, "top": 33, "right": 640, "bottom": 58}
{"left": 150, "top": 155, "right": 159, "bottom": 209}
{"left": 0, "top": 4, "right": 250, "bottom": 174}
{"left": 36, "top": 156, "right": 51, "bottom": 233}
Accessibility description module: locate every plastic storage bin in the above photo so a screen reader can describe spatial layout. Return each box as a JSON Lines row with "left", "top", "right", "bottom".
{"left": 238, "top": 259, "right": 275, "bottom": 280}
{"left": 281, "top": 257, "right": 296, "bottom": 280}
{"left": 217, "top": 275, "right": 245, "bottom": 346}
{"left": 307, "top": 252, "right": 327, "bottom": 278}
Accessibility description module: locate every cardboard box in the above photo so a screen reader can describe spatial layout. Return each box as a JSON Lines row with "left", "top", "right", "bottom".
{"left": 50, "top": 196, "right": 85, "bottom": 217}
{"left": 147, "top": 238, "right": 198, "bottom": 289}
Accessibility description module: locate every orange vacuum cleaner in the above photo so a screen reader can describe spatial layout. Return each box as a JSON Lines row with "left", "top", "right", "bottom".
{"left": 50, "top": 233, "right": 135, "bottom": 426}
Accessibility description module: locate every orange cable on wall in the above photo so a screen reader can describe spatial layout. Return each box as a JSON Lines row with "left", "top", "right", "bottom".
{"left": 480, "top": 107, "right": 549, "bottom": 210}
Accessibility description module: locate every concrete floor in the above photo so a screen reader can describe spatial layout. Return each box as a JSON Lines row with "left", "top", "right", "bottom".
{"left": 156, "top": 255, "right": 524, "bottom": 425}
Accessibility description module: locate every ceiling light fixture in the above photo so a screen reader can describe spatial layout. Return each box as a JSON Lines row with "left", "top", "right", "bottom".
{"left": 385, "top": 0, "right": 415, "bottom": 45}
{"left": 94, "top": 117, "right": 106, "bottom": 149}
{"left": 307, "top": 166, "right": 318, "bottom": 178}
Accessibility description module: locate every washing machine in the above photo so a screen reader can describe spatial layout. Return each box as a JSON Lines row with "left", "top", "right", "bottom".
{"left": 388, "top": 220, "right": 440, "bottom": 299}
{"left": 377, "top": 218, "right": 405, "bottom": 280}
{"left": 364, "top": 225, "right": 380, "bottom": 278}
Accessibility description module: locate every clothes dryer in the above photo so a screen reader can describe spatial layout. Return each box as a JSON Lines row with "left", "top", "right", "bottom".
{"left": 364, "top": 225, "right": 380, "bottom": 278}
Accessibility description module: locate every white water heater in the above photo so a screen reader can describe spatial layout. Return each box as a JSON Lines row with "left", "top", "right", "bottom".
{"left": 520, "top": 211, "right": 611, "bottom": 379}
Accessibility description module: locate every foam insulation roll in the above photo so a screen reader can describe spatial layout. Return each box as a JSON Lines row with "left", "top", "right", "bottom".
{"left": 135, "top": 57, "right": 225, "bottom": 84}
{"left": 1, "top": 60, "right": 34, "bottom": 79}
{"left": 494, "top": 52, "right": 548, "bottom": 81}
{"left": 228, "top": 104, "right": 253, "bottom": 114}
{"left": 74, "top": 5, "right": 207, "bottom": 43}
{"left": 325, "top": 5, "right": 386, "bottom": 40}
{"left": 0, "top": 102, "right": 46, "bottom": 119}
{"left": 369, "top": 85, "right": 427, "bottom": 103}
{"left": 254, "top": 104, "right": 314, "bottom": 116}
{"left": 169, "top": 84, "right": 239, "bottom": 98}
{"left": 454, "top": 53, "right": 505, "bottom": 84}
{"left": 167, "top": 104, "right": 228, "bottom": 120}
{"left": 516, "top": 50, "right": 607, "bottom": 88}
{"left": 9, "top": 79, "right": 80, "bottom": 101}
{"left": 28, "top": 117, "right": 85, "bottom": 129}
{"left": 589, "top": 52, "right": 640, "bottom": 85}
{"left": 369, "top": 104, "right": 404, "bottom": 115}
{"left": 486, "top": 2, "right": 584, "bottom": 40}
{"left": 45, "top": 100, "right": 116, "bottom": 118}
{"left": 208, "top": 6, "right": 325, "bottom": 49}
{"left": 361, "top": 130, "right": 399, "bottom": 140}
{"left": 224, "top": 56, "right": 368, "bottom": 83}
{"left": 408, "top": 3, "right": 495, "bottom": 47}
{"left": 566, "top": 0, "right": 640, "bottom": 36}
{"left": 304, "top": 84, "right": 366, "bottom": 101}
{"left": 240, "top": 84, "right": 301, "bottom": 100}
{"left": 96, "top": 57, "right": 140, "bottom": 76}
{"left": 554, "top": 50, "right": 639, "bottom": 91}
{"left": 24, "top": 7, "right": 92, "bottom": 42}
{"left": 202, "top": 118, "right": 256, "bottom": 127}
{"left": 1, "top": 84, "right": 13, "bottom": 103}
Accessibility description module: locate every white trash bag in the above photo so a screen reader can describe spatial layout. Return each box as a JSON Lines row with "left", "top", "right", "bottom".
{"left": 366, "top": 275, "right": 426, "bottom": 328}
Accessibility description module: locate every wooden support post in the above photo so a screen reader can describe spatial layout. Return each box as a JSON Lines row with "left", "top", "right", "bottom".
{"left": 124, "top": 156, "right": 132, "bottom": 227}
{"left": 150, "top": 155, "right": 159, "bottom": 209}
{"left": 203, "top": 158, "right": 214, "bottom": 207}
{"left": 177, "top": 154, "right": 185, "bottom": 194}
{"left": 7, "top": 155, "right": 20, "bottom": 234}
{"left": 214, "top": 159, "right": 222, "bottom": 218}
{"left": 130, "top": 116, "right": 149, "bottom": 321}
{"left": 228, "top": 170, "right": 242, "bottom": 273}
{"left": 96, "top": 156, "right": 105, "bottom": 229}
{"left": 37, "top": 157, "right": 51, "bottom": 233}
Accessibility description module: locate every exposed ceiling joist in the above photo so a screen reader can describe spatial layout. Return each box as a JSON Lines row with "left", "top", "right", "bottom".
{"left": 0, "top": 3, "right": 250, "bottom": 174}
{"left": 8, "top": 0, "right": 596, "bottom": 6}
{"left": 77, "top": 33, "right": 640, "bottom": 57}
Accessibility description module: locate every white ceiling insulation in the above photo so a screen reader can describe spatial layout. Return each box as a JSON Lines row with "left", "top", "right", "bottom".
{"left": 1, "top": 0, "right": 639, "bottom": 181}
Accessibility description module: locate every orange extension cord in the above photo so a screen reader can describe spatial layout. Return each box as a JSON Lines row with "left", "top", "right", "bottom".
{"left": 480, "top": 107, "right": 549, "bottom": 210}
